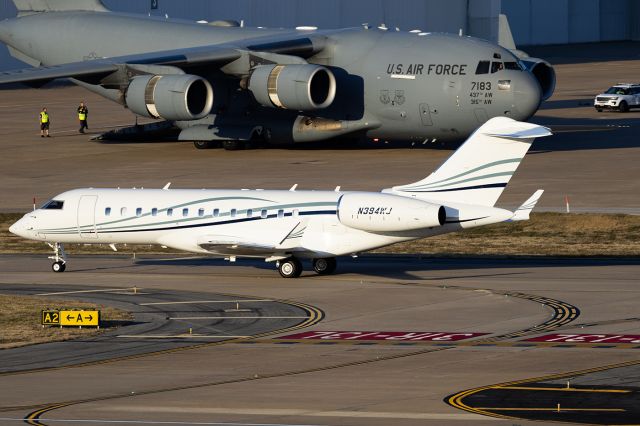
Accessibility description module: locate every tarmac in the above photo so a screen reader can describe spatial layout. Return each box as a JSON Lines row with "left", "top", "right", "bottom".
{"left": 0, "top": 42, "right": 639, "bottom": 425}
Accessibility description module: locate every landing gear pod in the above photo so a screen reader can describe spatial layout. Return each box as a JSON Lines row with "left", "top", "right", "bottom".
{"left": 337, "top": 193, "right": 446, "bottom": 233}
{"left": 125, "top": 74, "right": 214, "bottom": 120}
{"left": 248, "top": 64, "right": 336, "bottom": 110}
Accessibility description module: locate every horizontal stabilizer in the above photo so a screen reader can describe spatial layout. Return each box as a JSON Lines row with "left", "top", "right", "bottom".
{"left": 510, "top": 189, "right": 544, "bottom": 221}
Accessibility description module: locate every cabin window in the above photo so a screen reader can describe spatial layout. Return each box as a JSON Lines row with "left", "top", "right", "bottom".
{"left": 42, "top": 200, "right": 64, "bottom": 210}
{"left": 198, "top": 208, "right": 204, "bottom": 217}
{"left": 277, "top": 209, "right": 284, "bottom": 218}
{"left": 247, "top": 209, "right": 253, "bottom": 218}
{"left": 151, "top": 208, "right": 158, "bottom": 217}
{"left": 167, "top": 208, "right": 173, "bottom": 217}
{"left": 293, "top": 209, "right": 299, "bottom": 217}
{"left": 105, "top": 207, "right": 111, "bottom": 216}
{"left": 182, "top": 208, "right": 189, "bottom": 217}
{"left": 475, "top": 60, "right": 490, "bottom": 75}
{"left": 231, "top": 209, "right": 237, "bottom": 218}
{"left": 491, "top": 61, "right": 504, "bottom": 73}
{"left": 120, "top": 207, "right": 127, "bottom": 216}
{"left": 261, "top": 209, "right": 268, "bottom": 219}
{"left": 136, "top": 208, "right": 142, "bottom": 217}
{"left": 213, "top": 208, "right": 220, "bottom": 217}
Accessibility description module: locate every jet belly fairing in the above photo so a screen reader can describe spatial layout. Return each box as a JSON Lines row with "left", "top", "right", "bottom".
{"left": 0, "top": 2, "right": 552, "bottom": 148}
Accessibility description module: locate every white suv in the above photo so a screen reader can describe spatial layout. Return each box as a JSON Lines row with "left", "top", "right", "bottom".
{"left": 594, "top": 83, "right": 640, "bottom": 112}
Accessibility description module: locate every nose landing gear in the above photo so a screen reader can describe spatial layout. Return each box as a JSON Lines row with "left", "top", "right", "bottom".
{"left": 48, "top": 242, "right": 67, "bottom": 273}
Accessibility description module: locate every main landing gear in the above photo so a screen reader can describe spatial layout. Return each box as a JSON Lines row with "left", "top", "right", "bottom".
{"left": 48, "top": 242, "right": 67, "bottom": 273}
{"left": 276, "top": 257, "right": 337, "bottom": 278}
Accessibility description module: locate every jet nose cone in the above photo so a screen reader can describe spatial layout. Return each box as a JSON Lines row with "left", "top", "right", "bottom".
{"left": 512, "top": 73, "right": 543, "bottom": 121}
{"left": 9, "top": 217, "right": 30, "bottom": 238}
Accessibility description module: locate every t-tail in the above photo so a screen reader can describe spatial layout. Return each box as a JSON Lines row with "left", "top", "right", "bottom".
{"left": 385, "top": 117, "right": 552, "bottom": 207}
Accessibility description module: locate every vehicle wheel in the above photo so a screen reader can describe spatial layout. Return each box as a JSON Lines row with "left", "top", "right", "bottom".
{"left": 312, "top": 257, "right": 337, "bottom": 275}
{"left": 596, "top": 108, "right": 603, "bottom": 112}
{"left": 278, "top": 258, "right": 302, "bottom": 278}
{"left": 52, "top": 261, "right": 66, "bottom": 273}
{"left": 619, "top": 101, "right": 629, "bottom": 112}
{"left": 222, "top": 140, "right": 245, "bottom": 151}
{"left": 193, "top": 141, "right": 218, "bottom": 149}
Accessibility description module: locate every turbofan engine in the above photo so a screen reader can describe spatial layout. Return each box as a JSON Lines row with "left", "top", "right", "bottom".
{"left": 248, "top": 64, "right": 336, "bottom": 110}
{"left": 125, "top": 74, "right": 214, "bottom": 120}
{"left": 337, "top": 193, "right": 446, "bottom": 233}
{"left": 521, "top": 58, "right": 556, "bottom": 101}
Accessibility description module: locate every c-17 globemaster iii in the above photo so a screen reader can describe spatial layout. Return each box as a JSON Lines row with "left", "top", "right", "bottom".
{"left": 0, "top": 0, "right": 555, "bottom": 150}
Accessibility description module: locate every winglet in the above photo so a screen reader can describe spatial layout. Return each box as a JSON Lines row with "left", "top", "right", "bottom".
{"left": 162, "top": 182, "right": 171, "bottom": 190}
{"left": 510, "top": 189, "right": 544, "bottom": 221}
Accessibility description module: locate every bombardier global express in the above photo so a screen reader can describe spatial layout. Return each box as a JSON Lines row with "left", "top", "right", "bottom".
{"left": 11, "top": 117, "right": 550, "bottom": 277}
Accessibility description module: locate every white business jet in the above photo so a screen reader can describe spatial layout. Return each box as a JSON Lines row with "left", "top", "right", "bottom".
{"left": 10, "top": 117, "right": 549, "bottom": 278}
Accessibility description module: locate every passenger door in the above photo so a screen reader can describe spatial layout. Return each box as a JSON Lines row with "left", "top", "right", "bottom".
{"left": 77, "top": 195, "right": 98, "bottom": 239}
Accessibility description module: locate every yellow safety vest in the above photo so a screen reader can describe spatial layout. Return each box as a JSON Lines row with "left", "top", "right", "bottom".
{"left": 78, "top": 108, "right": 87, "bottom": 121}
{"left": 40, "top": 112, "right": 49, "bottom": 123}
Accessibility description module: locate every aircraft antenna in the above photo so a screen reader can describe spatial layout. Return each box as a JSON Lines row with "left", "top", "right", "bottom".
{"left": 289, "top": 184, "right": 298, "bottom": 191}
{"left": 163, "top": 182, "right": 171, "bottom": 190}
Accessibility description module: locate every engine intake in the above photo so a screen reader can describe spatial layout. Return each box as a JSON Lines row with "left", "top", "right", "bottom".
{"left": 338, "top": 193, "right": 446, "bottom": 233}
{"left": 521, "top": 58, "right": 556, "bottom": 101}
{"left": 248, "top": 64, "right": 336, "bottom": 110}
{"left": 125, "top": 74, "right": 214, "bottom": 121}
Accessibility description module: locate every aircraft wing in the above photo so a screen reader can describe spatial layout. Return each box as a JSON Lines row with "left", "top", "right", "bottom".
{"left": 198, "top": 235, "right": 277, "bottom": 256}
{"left": 0, "top": 33, "right": 325, "bottom": 87}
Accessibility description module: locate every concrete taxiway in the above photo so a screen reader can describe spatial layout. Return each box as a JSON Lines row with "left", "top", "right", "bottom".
{"left": 1, "top": 254, "right": 640, "bottom": 425}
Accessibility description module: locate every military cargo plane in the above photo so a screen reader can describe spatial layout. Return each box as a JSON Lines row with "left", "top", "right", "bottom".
{"left": 0, "top": 0, "right": 555, "bottom": 149}
{"left": 10, "top": 117, "right": 550, "bottom": 277}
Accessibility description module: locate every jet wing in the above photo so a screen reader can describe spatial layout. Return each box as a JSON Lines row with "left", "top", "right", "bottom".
{"left": 0, "top": 46, "right": 243, "bottom": 86}
{"left": 198, "top": 236, "right": 277, "bottom": 257}
{"left": 0, "top": 33, "right": 325, "bottom": 86}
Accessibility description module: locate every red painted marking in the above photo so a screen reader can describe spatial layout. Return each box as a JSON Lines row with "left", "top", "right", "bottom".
{"left": 525, "top": 334, "right": 640, "bottom": 344}
{"left": 277, "top": 331, "right": 488, "bottom": 342}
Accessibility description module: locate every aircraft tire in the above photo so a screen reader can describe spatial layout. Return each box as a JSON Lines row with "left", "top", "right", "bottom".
{"left": 52, "top": 261, "right": 66, "bottom": 273}
{"left": 193, "top": 141, "right": 218, "bottom": 149}
{"left": 278, "top": 258, "right": 302, "bottom": 278}
{"left": 312, "top": 257, "right": 337, "bottom": 275}
{"left": 222, "top": 140, "right": 245, "bottom": 151}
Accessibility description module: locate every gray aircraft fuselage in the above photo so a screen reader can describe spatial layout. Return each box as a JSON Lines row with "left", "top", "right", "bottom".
{"left": 0, "top": 10, "right": 547, "bottom": 146}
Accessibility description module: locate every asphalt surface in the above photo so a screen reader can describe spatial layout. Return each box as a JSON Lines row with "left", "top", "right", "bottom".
{"left": 0, "top": 253, "right": 639, "bottom": 425}
{"left": 0, "top": 284, "right": 316, "bottom": 374}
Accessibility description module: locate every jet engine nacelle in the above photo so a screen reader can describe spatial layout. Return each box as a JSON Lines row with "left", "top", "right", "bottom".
{"left": 521, "top": 58, "right": 556, "bottom": 101}
{"left": 125, "top": 74, "right": 214, "bottom": 121}
{"left": 248, "top": 64, "right": 336, "bottom": 110}
{"left": 337, "top": 193, "right": 446, "bottom": 232}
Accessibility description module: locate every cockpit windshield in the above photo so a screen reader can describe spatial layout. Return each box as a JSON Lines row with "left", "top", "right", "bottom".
{"left": 41, "top": 200, "right": 64, "bottom": 210}
{"left": 605, "top": 87, "right": 629, "bottom": 95}
{"left": 475, "top": 60, "right": 523, "bottom": 75}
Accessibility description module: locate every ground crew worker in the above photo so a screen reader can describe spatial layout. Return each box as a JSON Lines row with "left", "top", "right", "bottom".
{"left": 77, "top": 101, "right": 88, "bottom": 133}
{"left": 39, "top": 107, "right": 50, "bottom": 138}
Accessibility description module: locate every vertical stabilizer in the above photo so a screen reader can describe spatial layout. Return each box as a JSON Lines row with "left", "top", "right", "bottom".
{"left": 11, "top": 0, "right": 108, "bottom": 15}
{"left": 386, "top": 117, "right": 551, "bottom": 207}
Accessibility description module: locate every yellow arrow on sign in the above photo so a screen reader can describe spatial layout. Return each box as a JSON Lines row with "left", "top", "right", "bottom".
{"left": 59, "top": 310, "right": 100, "bottom": 327}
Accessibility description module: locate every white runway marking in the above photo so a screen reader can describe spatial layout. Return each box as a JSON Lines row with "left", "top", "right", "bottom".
{"left": 117, "top": 335, "right": 251, "bottom": 339}
{"left": 36, "top": 288, "right": 140, "bottom": 296}
{"left": 140, "top": 300, "right": 272, "bottom": 306}
{"left": 168, "top": 316, "right": 309, "bottom": 320}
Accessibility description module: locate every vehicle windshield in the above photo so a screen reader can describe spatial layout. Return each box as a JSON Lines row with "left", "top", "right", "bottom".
{"left": 41, "top": 199, "right": 64, "bottom": 210}
{"left": 605, "top": 87, "right": 629, "bottom": 95}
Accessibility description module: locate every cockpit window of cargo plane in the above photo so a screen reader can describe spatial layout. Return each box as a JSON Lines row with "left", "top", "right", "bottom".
{"left": 42, "top": 200, "right": 64, "bottom": 209}
{"left": 476, "top": 61, "right": 522, "bottom": 75}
